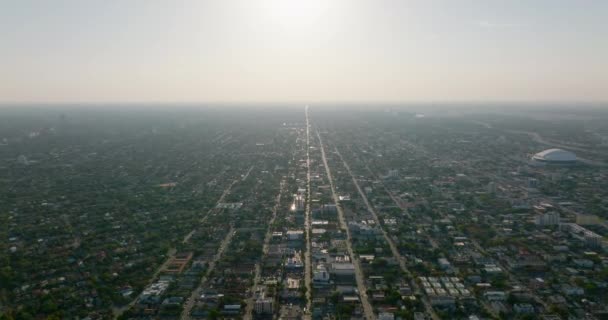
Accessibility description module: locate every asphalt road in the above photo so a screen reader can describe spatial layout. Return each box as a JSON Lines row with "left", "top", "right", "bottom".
{"left": 303, "top": 106, "right": 313, "bottom": 319}
{"left": 243, "top": 180, "right": 285, "bottom": 320}
{"left": 334, "top": 147, "right": 439, "bottom": 320}
{"left": 113, "top": 178, "right": 239, "bottom": 319}
{"left": 181, "top": 225, "right": 235, "bottom": 320}
{"left": 316, "top": 129, "right": 375, "bottom": 320}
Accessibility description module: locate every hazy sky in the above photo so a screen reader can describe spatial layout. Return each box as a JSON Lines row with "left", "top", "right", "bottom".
{"left": 1, "top": 0, "right": 607, "bottom": 103}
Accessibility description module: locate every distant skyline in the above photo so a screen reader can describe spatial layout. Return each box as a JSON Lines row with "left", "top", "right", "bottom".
{"left": 1, "top": 0, "right": 607, "bottom": 104}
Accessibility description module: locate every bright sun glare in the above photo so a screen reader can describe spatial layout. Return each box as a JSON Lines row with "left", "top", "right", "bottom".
{"left": 262, "top": 0, "right": 330, "bottom": 29}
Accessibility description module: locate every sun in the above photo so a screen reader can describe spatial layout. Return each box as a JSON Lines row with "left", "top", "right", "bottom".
{"left": 261, "top": 0, "right": 330, "bottom": 29}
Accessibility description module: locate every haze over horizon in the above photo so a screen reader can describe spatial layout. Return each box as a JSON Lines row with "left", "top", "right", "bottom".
{"left": 3, "top": 3, "right": 608, "bottom": 318}
{"left": 2, "top": 0, "right": 607, "bottom": 104}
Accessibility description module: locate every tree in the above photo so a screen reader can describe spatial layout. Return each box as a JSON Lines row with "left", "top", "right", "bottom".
{"left": 208, "top": 309, "right": 220, "bottom": 320}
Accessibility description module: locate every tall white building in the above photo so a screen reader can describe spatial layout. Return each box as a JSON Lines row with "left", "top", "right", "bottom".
{"left": 535, "top": 212, "right": 560, "bottom": 226}
{"left": 254, "top": 297, "right": 273, "bottom": 314}
{"left": 294, "top": 194, "right": 305, "bottom": 212}
{"left": 487, "top": 182, "right": 497, "bottom": 194}
{"left": 387, "top": 169, "right": 398, "bottom": 178}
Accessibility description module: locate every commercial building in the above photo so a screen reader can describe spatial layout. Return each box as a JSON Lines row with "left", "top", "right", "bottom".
{"left": 535, "top": 212, "right": 560, "bottom": 226}
{"left": 313, "top": 264, "right": 330, "bottom": 285}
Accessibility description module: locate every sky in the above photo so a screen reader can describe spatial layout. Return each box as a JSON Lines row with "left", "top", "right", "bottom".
{"left": 1, "top": 0, "right": 607, "bottom": 104}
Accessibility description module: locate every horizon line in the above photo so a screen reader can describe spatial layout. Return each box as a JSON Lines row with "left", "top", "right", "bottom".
{"left": 1, "top": 100, "right": 607, "bottom": 106}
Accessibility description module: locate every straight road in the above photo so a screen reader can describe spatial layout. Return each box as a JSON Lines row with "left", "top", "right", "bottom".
{"left": 244, "top": 180, "right": 285, "bottom": 320}
{"left": 113, "top": 177, "right": 239, "bottom": 319}
{"left": 181, "top": 225, "right": 235, "bottom": 319}
{"left": 316, "top": 129, "right": 375, "bottom": 320}
{"left": 303, "top": 106, "right": 313, "bottom": 319}
{"left": 242, "top": 165, "right": 255, "bottom": 181}
{"left": 333, "top": 147, "right": 439, "bottom": 320}
{"left": 111, "top": 248, "right": 176, "bottom": 318}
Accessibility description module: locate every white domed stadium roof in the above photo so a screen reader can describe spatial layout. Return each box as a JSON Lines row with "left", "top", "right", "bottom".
{"left": 532, "top": 148, "right": 577, "bottom": 163}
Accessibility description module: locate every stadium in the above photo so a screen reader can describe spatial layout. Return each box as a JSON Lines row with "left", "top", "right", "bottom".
{"left": 531, "top": 148, "right": 577, "bottom": 165}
